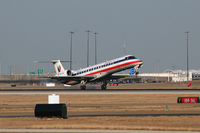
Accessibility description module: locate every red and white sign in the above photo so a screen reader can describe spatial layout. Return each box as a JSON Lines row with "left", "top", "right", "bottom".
{"left": 182, "top": 97, "right": 199, "bottom": 103}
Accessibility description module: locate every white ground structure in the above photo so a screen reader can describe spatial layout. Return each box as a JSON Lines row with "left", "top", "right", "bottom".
{"left": 48, "top": 94, "right": 60, "bottom": 104}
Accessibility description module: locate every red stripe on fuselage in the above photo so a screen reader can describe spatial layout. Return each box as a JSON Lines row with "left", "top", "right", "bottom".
{"left": 86, "top": 60, "right": 142, "bottom": 76}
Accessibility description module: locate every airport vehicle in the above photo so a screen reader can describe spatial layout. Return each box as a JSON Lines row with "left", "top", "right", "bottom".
{"left": 51, "top": 55, "right": 143, "bottom": 90}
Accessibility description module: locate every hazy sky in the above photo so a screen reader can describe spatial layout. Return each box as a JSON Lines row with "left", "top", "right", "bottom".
{"left": 0, "top": 0, "right": 200, "bottom": 74}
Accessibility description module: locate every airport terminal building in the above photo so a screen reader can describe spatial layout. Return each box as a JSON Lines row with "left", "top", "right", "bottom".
{"left": 138, "top": 70, "right": 200, "bottom": 83}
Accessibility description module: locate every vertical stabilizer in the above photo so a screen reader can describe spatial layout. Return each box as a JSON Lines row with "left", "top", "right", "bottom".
{"left": 52, "top": 60, "right": 65, "bottom": 75}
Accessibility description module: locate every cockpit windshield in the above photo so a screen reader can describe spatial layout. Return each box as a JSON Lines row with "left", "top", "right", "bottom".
{"left": 126, "top": 56, "right": 136, "bottom": 60}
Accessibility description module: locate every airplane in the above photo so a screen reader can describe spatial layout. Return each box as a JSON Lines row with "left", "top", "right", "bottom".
{"left": 51, "top": 55, "right": 143, "bottom": 90}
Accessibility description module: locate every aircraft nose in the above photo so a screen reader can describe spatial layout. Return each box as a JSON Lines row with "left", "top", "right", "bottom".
{"left": 139, "top": 60, "right": 143, "bottom": 67}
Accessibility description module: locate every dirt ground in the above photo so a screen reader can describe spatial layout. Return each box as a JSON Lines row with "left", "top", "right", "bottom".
{"left": 2, "top": 116, "right": 200, "bottom": 131}
{"left": 1, "top": 93, "right": 200, "bottom": 131}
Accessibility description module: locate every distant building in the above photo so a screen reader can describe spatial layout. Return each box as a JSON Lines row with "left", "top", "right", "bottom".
{"left": 192, "top": 73, "right": 200, "bottom": 80}
{"left": 138, "top": 70, "right": 194, "bottom": 82}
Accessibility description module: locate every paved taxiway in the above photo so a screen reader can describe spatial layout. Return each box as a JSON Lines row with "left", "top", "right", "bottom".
{"left": 1, "top": 129, "right": 200, "bottom": 133}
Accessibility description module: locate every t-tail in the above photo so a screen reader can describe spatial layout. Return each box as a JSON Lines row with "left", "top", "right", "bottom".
{"left": 52, "top": 60, "right": 66, "bottom": 75}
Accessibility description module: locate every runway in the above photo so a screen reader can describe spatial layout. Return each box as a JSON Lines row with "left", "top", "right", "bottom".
{"left": 1, "top": 88, "right": 200, "bottom": 95}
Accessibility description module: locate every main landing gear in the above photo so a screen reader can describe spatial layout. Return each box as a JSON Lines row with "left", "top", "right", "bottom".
{"left": 80, "top": 80, "right": 107, "bottom": 90}
{"left": 101, "top": 81, "right": 107, "bottom": 90}
{"left": 80, "top": 80, "right": 86, "bottom": 90}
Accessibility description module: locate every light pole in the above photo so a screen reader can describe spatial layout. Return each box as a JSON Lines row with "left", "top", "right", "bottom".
{"left": 185, "top": 31, "right": 190, "bottom": 83}
{"left": 86, "top": 30, "right": 90, "bottom": 67}
{"left": 94, "top": 32, "right": 98, "bottom": 64}
{"left": 69, "top": 31, "right": 74, "bottom": 70}
{"left": 0, "top": 63, "right": 1, "bottom": 76}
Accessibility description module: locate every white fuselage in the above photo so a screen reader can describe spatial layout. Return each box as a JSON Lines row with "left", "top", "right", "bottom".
{"left": 63, "top": 55, "right": 143, "bottom": 85}
{"left": 52, "top": 55, "right": 143, "bottom": 85}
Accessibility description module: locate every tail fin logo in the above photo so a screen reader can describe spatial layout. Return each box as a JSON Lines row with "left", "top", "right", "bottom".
{"left": 57, "top": 65, "right": 61, "bottom": 72}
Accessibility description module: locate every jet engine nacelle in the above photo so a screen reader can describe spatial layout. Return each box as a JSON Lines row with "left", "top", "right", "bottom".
{"left": 66, "top": 70, "right": 72, "bottom": 76}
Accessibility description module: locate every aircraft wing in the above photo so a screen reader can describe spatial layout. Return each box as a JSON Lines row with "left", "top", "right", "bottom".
{"left": 89, "top": 74, "right": 137, "bottom": 82}
{"left": 49, "top": 75, "right": 95, "bottom": 82}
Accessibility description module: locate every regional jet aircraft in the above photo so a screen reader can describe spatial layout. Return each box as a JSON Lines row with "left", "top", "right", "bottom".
{"left": 51, "top": 55, "right": 143, "bottom": 90}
